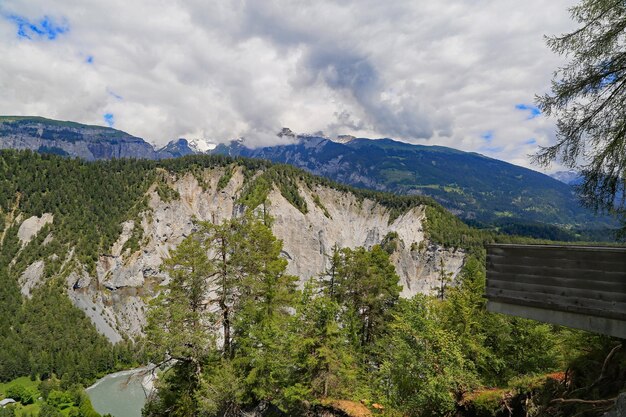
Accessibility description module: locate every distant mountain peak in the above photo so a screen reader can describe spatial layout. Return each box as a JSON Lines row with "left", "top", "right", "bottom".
{"left": 549, "top": 170, "right": 582, "bottom": 185}
{"left": 278, "top": 127, "right": 296, "bottom": 138}
{"left": 333, "top": 134, "right": 356, "bottom": 144}
{"left": 212, "top": 136, "right": 613, "bottom": 229}
{"left": 187, "top": 138, "right": 216, "bottom": 153}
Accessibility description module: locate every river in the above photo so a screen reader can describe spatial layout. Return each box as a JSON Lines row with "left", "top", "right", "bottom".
{"left": 86, "top": 367, "right": 154, "bottom": 417}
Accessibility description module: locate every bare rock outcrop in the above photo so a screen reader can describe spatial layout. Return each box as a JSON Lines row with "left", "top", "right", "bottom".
{"left": 64, "top": 168, "right": 465, "bottom": 342}
{"left": 19, "top": 260, "right": 45, "bottom": 298}
{"left": 17, "top": 213, "right": 53, "bottom": 246}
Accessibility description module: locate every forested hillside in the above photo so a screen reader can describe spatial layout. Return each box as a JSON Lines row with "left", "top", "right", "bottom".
{"left": 215, "top": 136, "right": 617, "bottom": 240}
{"left": 0, "top": 116, "right": 617, "bottom": 241}
{"left": 0, "top": 150, "right": 623, "bottom": 417}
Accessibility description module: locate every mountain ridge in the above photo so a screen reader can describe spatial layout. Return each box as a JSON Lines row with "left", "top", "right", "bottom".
{"left": 0, "top": 116, "right": 615, "bottom": 234}
{"left": 212, "top": 135, "right": 614, "bottom": 231}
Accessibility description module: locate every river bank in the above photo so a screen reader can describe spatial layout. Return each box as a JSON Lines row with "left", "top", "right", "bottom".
{"left": 86, "top": 366, "right": 156, "bottom": 417}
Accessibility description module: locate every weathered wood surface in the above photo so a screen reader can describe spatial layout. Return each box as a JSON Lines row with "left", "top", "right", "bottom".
{"left": 485, "top": 244, "right": 626, "bottom": 338}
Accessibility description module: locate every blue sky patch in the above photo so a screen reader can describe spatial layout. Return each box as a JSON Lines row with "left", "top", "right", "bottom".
{"left": 5, "top": 14, "right": 69, "bottom": 40}
{"left": 103, "top": 113, "right": 115, "bottom": 127}
{"left": 515, "top": 103, "right": 541, "bottom": 119}
{"left": 481, "top": 131, "right": 493, "bottom": 142}
{"left": 599, "top": 73, "right": 617, "bottom": 88}
{"left": 525, "top": 138, "right": 537, "bottom": 145}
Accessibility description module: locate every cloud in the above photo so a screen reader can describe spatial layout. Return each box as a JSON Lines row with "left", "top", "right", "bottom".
{"left": 0, "top": 0, "right": 579, "bottom": 170}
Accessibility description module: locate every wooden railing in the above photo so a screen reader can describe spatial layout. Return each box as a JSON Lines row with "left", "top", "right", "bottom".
{"left": 485, "top": 244, "right": 626, "bottom": 338}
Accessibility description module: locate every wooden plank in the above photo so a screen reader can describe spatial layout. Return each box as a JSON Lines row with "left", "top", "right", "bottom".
{"left": 486, "top": 294, "right": 626, "bottom": 321}
{"left": 487, "top": 271, "right": 626, "bottom": 294}
{"left": 487, "top": 301, "right": 626, "bottom": 339}
{"left": 488, "top": 247, "right": 626, "bottom": 266}
{"left": 487, "top": 243, "right": 626, "bottom": 254}
{"left": 486, "top": 262, "right": 626, "bottom": 283}
{"left": 488, "top": 278, "right": 626, "bottom": 304}
{"left": 487, "top": 253, "right": 626, "bottom": 273}
{"left": 485, "top": 244, "right": 626, "bottom": 330}
{"left": 485, "top": 288, "right": 626, "bottom": 320}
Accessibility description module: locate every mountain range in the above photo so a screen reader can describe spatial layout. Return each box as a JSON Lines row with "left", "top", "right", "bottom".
{"left": 0, "top": 115, "right": 614, "bottom": 235}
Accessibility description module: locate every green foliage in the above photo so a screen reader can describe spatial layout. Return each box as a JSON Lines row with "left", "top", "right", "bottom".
{"left": 470, "top": 389, "right": 506, "bottom": 417}
{"left": 46, "top": 391, "right": 73, "bottom": 409}
{"left": 0, "top": 218, "right": 140, "bottom": 384}
{"left": 380, "top": 296, "right": 477, "bottom": 416}
{"left": 0, "top": 150, "right": 155, "bottom": 273}
{"left": 13, "top": 282, "right": 124, "bottom": 383}
{"left": 0, "top": 149, "right": 601, "bottom": 416}
{"left": 146, "top": 236, "right": 216, "bottom": 364}
{"left": 195, "top": 360, "right": 245, "bottom": 416}
{"left": 424, "top": 205, "right": 491, "bottom": 252}
{"left": 37, "top": 404, "right": 63, "bottom": 417}
{"left": 289, "top": 284, "right": 358, "bottom": 401}
{"left": 238, "top": 174, "right": 272, "bottom": 210}
{"left": 535, "top": 0, "right": 626, "bottom": 224}
{"left": 326, "top": 245, "right": 401, "bottom": 352}
{"left": 154, "top": 180, "right": 179, "bottom": 203}
{"left": 312, "top": 194, "right": 331, "bottom": 218}
{"left": 380, "top": 231, "right": 399, "bottom": 254}
{"left": 143, "top": 214, "right": 571, "bottom": 417}
{"left": 216, "top": 165, "right": 234, "bottom": 190}
{"left": 5, "top": 384, "right": 36, "bottom": 405}
{"left": 145, "top": 213, "right": 298, "bottom": 416}
{"left": 442, "top": 257, "right": 561, "bottom": 386}
{"left": 0, "top": 407, "right": 16, "bottom": 417}
{"left": 0, "top": 376, "right": 102, "bottom": 417}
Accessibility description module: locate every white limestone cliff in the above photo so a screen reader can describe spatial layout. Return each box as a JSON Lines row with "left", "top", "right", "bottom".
{"left": 18, "top": 167, "right": 465, "bottom": 342}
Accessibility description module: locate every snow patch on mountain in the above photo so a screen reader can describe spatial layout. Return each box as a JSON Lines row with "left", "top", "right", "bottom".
{"left": 188, "top": 138, "right": 216, "bottom": 153}
{"left": 549, "top": 170, "right": 582, "bottom": 185}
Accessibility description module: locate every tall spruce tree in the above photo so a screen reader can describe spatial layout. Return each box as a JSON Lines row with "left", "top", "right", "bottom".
{"left": 535, "top": 0, "right": 626, "bottom": 221}
{"left": 144, "top": 236, "right": 215, "bottom": 417}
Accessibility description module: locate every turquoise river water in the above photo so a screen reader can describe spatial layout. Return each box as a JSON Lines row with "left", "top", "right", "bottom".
{"left": 86, "top": 368, "right": 151, "bottom": 417}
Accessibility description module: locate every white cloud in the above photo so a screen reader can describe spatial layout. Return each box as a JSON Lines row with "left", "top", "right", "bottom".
{"left": 0, "top": 0, "right": 578, "bottom": 170}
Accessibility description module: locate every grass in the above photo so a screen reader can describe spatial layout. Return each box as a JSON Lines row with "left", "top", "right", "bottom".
{"left": 7, "top": 402, "right": 42, "bottom": 416}
{"left": 0, "top": 377, "right": 39, "bottom": 397}
{"left": 0, "top": 377, "right": 42, "bottom": 417}
{"left": 380, "top": 168, "right": 415, "bottom": 183}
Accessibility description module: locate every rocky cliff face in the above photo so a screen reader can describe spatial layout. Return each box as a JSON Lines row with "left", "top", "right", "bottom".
{"left": 13, "top": 167, "right": 464, "bottom": 343}
{"left": 213, "top": 135, "right": 614, "bottom": 231}
{"left": 0, "top": 116, "right": 166, "bottom": 160}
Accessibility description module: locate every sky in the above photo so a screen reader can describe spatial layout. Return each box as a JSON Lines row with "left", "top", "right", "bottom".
{"left": 0, "top": 0, "right": 579, "bottom": 170}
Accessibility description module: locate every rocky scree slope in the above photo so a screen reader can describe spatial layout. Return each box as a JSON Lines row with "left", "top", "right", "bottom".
{"left": 1, "top": 152, "right": 464, "bottom": 343}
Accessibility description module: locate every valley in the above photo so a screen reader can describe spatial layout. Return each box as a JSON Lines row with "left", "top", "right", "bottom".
{"left": 0, "top": 149, "right": 622, "bottom": 417}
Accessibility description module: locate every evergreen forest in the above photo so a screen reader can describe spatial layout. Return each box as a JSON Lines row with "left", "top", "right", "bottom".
{"left": 0, "top": 150, "right": 623, "bottom": 417}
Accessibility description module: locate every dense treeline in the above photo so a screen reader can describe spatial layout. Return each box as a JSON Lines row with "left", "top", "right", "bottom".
{"left": 1, "top": 150, "right": 622, "bottom": 416}
{"left": 0, "top": 375, "right": 110, "bottom": 417}
{"left": 142, "top": 213, "right": 577, "bottom": 417}
{"left": 0, "top": 224, "right": 138, "bottom": 384}
{"left": 0, "top": 150, "right": 448, "bottom": 393}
